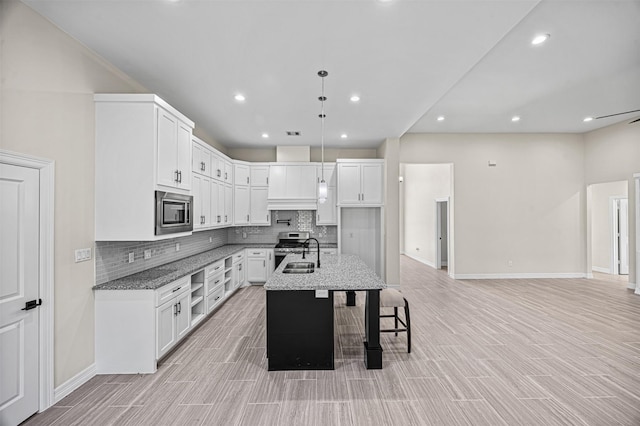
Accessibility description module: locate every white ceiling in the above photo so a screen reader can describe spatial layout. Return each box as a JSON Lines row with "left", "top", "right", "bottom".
{"left": 23, "top": 0, "right": 640, "bottom": 149}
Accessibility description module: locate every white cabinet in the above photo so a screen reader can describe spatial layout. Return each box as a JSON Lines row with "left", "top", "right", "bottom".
{"left": 224, "top": 184, "right": 233, "bottom": 225}
{"left": 251, "top": 165, "right": 270, "bottom": 187}
{"left": 232, "top": 251, "right": 245, "bottom": 291}
{"left": 234, "top": 185, "right": 250, "bottom": 225}
{"left": 192, "top": 174, "right": 212, "bottom": 230}
{"left": 192, "top": 138, "right": 212, "bottom": 176}
{"left": 316, "top": 163, "right": 337, "bottom": 225}
{"left": 247, "top": 248, "right": 274, "bottom": 283}
{"left": 337, "top": 160, "right": 383, "bottom": 206}
{"left": 95, "top": 94, "right": 195, "bottom": 241}
{"left": 267, "top": 163, "right": 317, "bottom": 209}
{"left": 205, "top": 260, "right": 225, "bottom": 314}
{"left": 316, "top": 186, "right": 337, "bottom": 225}
{"left": 234, "top": 163, "right": 251, "bottom": 186}
{"left": 156, "top": 277, "right": 191, "bottom": 359}
{"left": 250, "top": 187, "right": 271, "bottom": 225}
{"left": 157, "top": 107, "right": 192, "bottom": 191}
{"left": 224, "top": 160, "right": 234, "bottom": 185}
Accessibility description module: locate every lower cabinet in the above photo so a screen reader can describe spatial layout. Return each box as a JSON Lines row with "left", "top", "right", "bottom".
{"left": 156, "top": 285, "right": 191, "bottom": 359}
{"left": 247, "top": 248, "right": 275, "bottom": 283}
{"left": 95, "top": 249, "right": 247, "bottom": 374}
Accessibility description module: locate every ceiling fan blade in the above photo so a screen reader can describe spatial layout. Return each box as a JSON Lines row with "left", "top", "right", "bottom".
{"left": 629, "top": 117, "right": 640, "bottom": 124}
{"left": 595, "top": 109, "right": 640, "bottom": 119}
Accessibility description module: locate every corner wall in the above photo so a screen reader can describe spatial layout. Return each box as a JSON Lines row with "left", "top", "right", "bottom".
{"left": 399, "top": 133, "right": 586, "bottom": 278}
{"left": 0, "top": 0, "right": 143, "bottom": 387}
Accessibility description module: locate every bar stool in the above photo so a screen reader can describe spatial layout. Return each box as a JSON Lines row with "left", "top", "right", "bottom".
{"left": 379, "top": 288, "right": 411, "bottom": 353}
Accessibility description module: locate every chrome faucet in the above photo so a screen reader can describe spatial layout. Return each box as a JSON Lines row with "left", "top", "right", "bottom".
{"left": 302, "top": 238, "right": 321, "bottom": 268}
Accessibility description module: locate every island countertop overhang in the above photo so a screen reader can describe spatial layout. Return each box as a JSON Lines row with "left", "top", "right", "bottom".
{"left": 264, "top": 253, "right": 386, "bottom": 291}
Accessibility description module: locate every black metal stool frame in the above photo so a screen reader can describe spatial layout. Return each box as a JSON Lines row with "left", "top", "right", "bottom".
{"left": 380, "top": 297, "right": 411, "bottom": 353}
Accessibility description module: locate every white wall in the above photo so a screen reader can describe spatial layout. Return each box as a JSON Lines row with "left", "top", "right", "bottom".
{"left": 400, "top": 133, "right": 586, "bottom": 278}
{"left": 584, "top": 121, "right": 639, "bottom": 287}
{"left": 401, "top": 164, "right": 451, "bottom": 267}
{"left": 590, "top": 181, "right": 628, "bottom": 273}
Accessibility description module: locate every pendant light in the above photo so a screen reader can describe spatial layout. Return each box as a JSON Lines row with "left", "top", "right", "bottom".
{"left": 318, "top": 70, "right": 328, "bottom": 204}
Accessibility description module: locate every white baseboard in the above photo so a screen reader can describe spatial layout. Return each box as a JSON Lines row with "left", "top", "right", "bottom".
{"left": 628, "top": 281, "right": 637, "bottom": 291}
{"left": 404, "top": 253, "right": 435, "bottom": 269}
{"left": 591, "top": 266, "right": 611, "bottom": 274}
{"left": 586, "top": 273, "right": 594, "bottom": 279}
{"left": 452, "top": 272, "right": 587, "bottom": 280}
{"left": 54, "top": 363, "right": 96, "bottom": 404}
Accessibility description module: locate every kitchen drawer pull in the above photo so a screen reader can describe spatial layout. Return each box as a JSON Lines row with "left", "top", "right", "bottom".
{"left": 217, "top": 169, "right": 221, "bottom": 177}
{"left": 177, "top": 301, "right": 181, "bottom": 314}
{"left": 172, "top": 286, "right": 182, "bottom": 293}
{"left": 214, "top": 296, "right": 221, "bottom": 301}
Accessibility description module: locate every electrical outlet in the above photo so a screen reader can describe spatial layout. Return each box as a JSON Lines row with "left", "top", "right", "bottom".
{"left": 144, "top": 249, "right": 151, "bottom": 260}
{"left": 209, "top": 237, "right": 213, "bottom": 243}
{"left": 74, "top": 248, "right": 92, "bottom": 263}
{"left": 508, "top": 260, "right": 513, "bottom": 267}
{"left": 128, "top": 252, "right": 135, "bottom": 263}
{"left": 175, "top": 243, "right": 180, "bottom": 252}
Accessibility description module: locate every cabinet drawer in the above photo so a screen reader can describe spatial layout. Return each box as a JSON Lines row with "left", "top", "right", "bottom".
{"left": 246, "top": 249, "right": 267, "bottom": 258}
{"left": 207, "top": 273, "right": 224, "bottom": 295}
{"left": 207, "top": 285, "right": 225, "bottom": 313}
{"left": 206, "top": 259, "right": 225, "bottom": 278}
{"left": 232, "top": 251, "right": 245, "bottom": 264}
{"left": 320, "top": 248, "right": 337, "bottom": 255}
{"left": 155, "top": 276, "right": 190, "bottom": 307}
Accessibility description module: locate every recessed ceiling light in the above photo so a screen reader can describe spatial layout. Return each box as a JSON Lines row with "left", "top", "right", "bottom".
{"left": 512, "top": 116, "right": 521, "bottom": 122}
{"left": 350, "top": 95, "right": 360, "bottom": 103}
{"left": 341, "top": 133, "right": 348, "bottom": 139}
{"left": 261, "top": 133, "right": 269, "bottom": 138}
{"left": 531, "top": 34, "right": 550, "bottom": 45}
{"left": 583, "top": 117, "right": 593, "bottom": 122}
{"left": 437, "top": 116, "right": 445, "bottom": 122}
{"left": 234, "top": 94, "right": 245, "bottom": 102}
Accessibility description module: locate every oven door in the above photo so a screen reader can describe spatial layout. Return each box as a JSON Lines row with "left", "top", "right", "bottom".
{"left": 275, "top": 253, "right": 287, "bottom": 269}
{"left": 155, "top": 191, "right": 193, "bottom": 235}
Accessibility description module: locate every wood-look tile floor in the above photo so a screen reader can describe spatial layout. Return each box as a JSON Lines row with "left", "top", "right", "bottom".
{"left": 24, "top": 256, "right": 640, "bottom": 425}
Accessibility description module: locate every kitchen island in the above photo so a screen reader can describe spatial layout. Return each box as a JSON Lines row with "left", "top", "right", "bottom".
{"left": 264, "top": 253, "right": 386, "bottom": 370}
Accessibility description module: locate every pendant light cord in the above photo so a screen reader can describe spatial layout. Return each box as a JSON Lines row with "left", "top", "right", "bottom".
{"left": 319, "top": 71, "right": 327, "bottom": 182}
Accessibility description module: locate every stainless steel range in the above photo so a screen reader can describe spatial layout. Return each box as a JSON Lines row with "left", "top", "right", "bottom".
{"left": 274, "top": 231, "right": 310, "bottom": 268}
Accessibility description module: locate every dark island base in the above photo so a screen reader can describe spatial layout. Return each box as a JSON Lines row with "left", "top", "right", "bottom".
{"left": 266, "top": 290, "right": 335, "bottom": 371}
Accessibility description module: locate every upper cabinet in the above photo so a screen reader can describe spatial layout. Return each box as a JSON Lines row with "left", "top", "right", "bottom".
{"left": 267, "top": 163, "right": 317, "bottom": 210}
{"left": 337, "top": 159, "right": 384, "bottom": 206}
{"left": 251, "top": 164, "right": 270, "bottom": 187}
{"left": 95, "top": 94, "right": 194, "bottom": 241}
{"left": 234, "top": 162, "right": 251, "bottom": 187}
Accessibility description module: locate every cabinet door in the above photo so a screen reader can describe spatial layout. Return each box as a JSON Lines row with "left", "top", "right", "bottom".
{"left": 337, "top": 163, "right": 361, "bottom": 204}
{"left": 211, "top": 180, "right": 221, "bottom": 226}
{"left": 251, "top": 165, "right": 270, "bottom": 187}
{"left": 247, "top": 257, "right": 267, "bottom": 282}
{"left": 156, "top": 298, "right": 177, "bottom": 359}
{"left": 192, "top": 174, "right": 202, "bottom": 230}
{"left": 224, "top": 184, "right": 233, "bottom": 225}
{"left": 233, "top": 185, "right": 250, "bottom": 225}
{"left": 176, "top": 122, "right": 192, "bottom": 190}
{"left": 157, "top": 108, "right": 179, "bottom": 189}
{"left": 250, "top": 187, "right": 270, "bottom": 225}
{"left": 267, "top": 165, "right": 287, "bottom": 199}
{"left": 175, "top": 291, "right": 191, "bottom": 341}
{"left": 316, "top": 186, "right": 337, "bottom": 225}
{"left": 317, "top": 164, "right": 336, "bottom": 187}
{"left": 211, "top": 152, "right": 223, "bottom": 181}
{"left": 224, "top": 160, "right": 233, "bottom": 184}
{"left": 361, "top": 163, "right": 383, "bottom": 204}
{"left": 234, "top": 163, "right": 250, "bottom": 186}
{"left": 288, "top": 165, "right": 317, "bottom": 199}
{"left": 192, "top": 141, "right": 204, "bottom": 174}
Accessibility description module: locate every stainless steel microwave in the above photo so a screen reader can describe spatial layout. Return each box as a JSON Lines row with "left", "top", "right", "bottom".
{"left": 155, "top": 191, "right": 193, "bottom": 236}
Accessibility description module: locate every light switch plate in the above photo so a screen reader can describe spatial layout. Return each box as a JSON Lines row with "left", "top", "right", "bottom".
{"left": 128, "top": 252, "right": 135, "bottom": 263}
{"left": 315, "top": 289, "right": 329, "bottom": 298}
{"left": 144, "top": 249, "right": 151, "bottom": 260}
{"left": 175, "top": 243, "right": 180, "bottom": 252}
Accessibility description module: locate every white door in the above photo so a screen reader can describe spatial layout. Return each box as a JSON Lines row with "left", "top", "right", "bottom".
{"left": 619, "top": 199, "right": 629, "bottom": 275}
{"left": 0, "top": 164, "right": 40, "bottom": 425}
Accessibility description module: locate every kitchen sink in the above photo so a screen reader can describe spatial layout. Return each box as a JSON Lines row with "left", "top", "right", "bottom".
{"left": 282, "top": 262, "right": 315, "bottom": 274}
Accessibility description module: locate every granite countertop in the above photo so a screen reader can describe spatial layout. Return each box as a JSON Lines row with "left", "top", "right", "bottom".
{"left": 93, "top": 243, "right": 274, "bottom": 291}
{"left": 264, "top": 253, "right": 386, "bottom": 291}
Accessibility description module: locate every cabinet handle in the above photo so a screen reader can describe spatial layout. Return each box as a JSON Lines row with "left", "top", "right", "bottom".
{"left": 176, "top": 170, "right": 182, "bottom": 183}
{"left": 239, "top": 264, "right": 242, "bottom": 271}
{"left": 175, "top": 170, "right": 180, "bottom": 183}
{"left": 225, "top": 172, "right": 228, "bottom": 180}
{"left": 247, "top": 214, "right": 250, "bottom": 222}
{"left": 173, "top": 303, "right": 178, "bottom": 316}
{"left": 317, "top": 214, "right": 320, "bottom": 222}
{"left": 201, "top": 161, "right": 205, "bottom": 172}
{"left": 263, "top": 260, "right": 266, "bottom": 267}
{"left": 266, "top": 177, "right": 269, "bottom": 184}
{"left": 214, "top": 296, "right": 221, "bottom": 301}
{"left": 269, "top": 252, "right": 271, "bottom": 260}
{"left": 225, "top": 215, "right": 227, "bottom": 222}
{"left": 172, "top": 286, "right": 182, "bottom": 292}
{"left": 361, "top": 193, "right": 364, "bottom": 201}
{"left": 218, "top": 215, "right": 221, "bottom": 223}
{"left": 217, "top": 169, "right": 221, "bottom": 177}
{"left": 266, "top": 214, "right": 269, "bottom": 221}
{"left": 177, "top": 301, "right": 181, "bottom": 314}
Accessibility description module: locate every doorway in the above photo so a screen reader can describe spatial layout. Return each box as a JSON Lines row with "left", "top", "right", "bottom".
{"left": 611, "top": 198, "right": 629, "bottom": 275}
{"left": 0, "top": 151, "right": 54, "bottom": 424}
{"left": 435, "top": 198, "right": 449, "bottom": 270}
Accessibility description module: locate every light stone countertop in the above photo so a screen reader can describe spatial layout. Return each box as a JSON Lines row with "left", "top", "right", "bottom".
{"left": 93, "top": 243, "right": 274, "bottom": 291}
{"left": 264, "top": 253, "right": 386, "bottom": 291}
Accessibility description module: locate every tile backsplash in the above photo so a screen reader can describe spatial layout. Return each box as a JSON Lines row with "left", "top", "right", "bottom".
{"left": 95, "top": 229, "right": 227, "bottom": 285}
{"left": 95, "top": 211, "right": 337, "bottom": 284}
{"left": 227, "top": 211, "right": 337, "bottom": 245}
